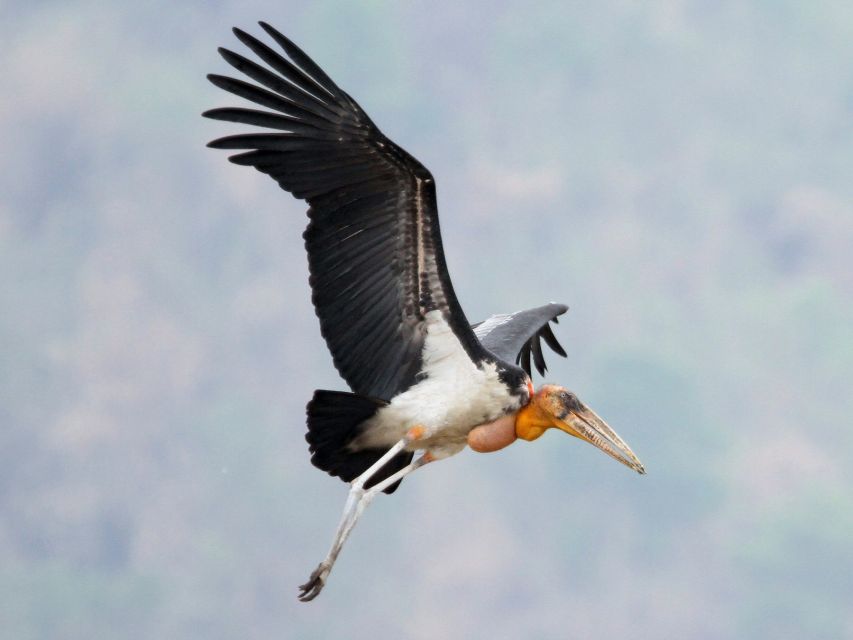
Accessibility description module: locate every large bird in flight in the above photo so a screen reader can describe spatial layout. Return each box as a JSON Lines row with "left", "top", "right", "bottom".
{"left": 204, "top": 22, "right": 644, "bottom": 601}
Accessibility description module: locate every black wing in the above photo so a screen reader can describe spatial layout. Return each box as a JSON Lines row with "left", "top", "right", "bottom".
{"left": 472, "top": 303, "right": 568, "bottom": 377}
{"left": 204, "top": 24, "right": 485, "bottom": 400}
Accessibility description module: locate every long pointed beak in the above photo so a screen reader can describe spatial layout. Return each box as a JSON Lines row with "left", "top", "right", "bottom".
{"left": 552, "top": 405, "right": 645, "bottom": 474}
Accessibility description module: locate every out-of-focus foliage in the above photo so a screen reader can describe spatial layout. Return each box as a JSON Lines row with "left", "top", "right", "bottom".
{"left": 1, "top": 1, "right": 852, "bottom": 638}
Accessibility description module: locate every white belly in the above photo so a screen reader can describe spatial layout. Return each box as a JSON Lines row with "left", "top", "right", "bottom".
{"left": 351, "top": 310, "right": 523, "bottom": 458}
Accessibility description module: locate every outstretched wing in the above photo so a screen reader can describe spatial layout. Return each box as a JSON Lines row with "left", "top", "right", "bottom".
{"left": 204, "top": 24, "right": 485, "bottom": 400}
{"left": 473, "top": 303, "right": 568, "bottom": 377}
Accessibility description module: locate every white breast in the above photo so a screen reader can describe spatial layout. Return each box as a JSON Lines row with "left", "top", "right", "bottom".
{"left": 352, "top": 310, "right": 522, "bottom": 457}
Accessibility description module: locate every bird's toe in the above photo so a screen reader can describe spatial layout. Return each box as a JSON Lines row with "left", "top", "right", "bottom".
{"left": 297, "top": 564, "right": 329, "bottom": 602}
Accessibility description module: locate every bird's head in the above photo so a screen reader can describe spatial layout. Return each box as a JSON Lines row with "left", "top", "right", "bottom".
{"left": 515, "top": 384, "right": 645, "bottom": 474}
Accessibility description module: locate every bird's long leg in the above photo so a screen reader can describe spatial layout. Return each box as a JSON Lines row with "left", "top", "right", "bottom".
{"left": 298, "top": 430, "right": 430, "bottom": 602}
{"left": 362, "top": 451, "right": 433, "bottom": 498}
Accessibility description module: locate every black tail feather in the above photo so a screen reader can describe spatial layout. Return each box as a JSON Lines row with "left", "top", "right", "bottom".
{"left": 305, "top": 390, "right": 413, "bottom": 494}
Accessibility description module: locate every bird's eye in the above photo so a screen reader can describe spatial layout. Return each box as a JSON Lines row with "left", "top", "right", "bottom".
{"left": 560, "top": 391, "right": 580, "bottom": 409}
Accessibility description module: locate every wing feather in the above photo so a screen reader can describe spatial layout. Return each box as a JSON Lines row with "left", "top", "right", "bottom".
{"left": 205, "top": 24, "right": 486, "bottom": 399}
{"left": 473, "top": 303, "right": 569, "bottom": 378}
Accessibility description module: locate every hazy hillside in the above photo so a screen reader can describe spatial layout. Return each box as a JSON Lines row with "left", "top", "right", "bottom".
{"left": 1, "top": 1, "right": 852, "bottom": 638}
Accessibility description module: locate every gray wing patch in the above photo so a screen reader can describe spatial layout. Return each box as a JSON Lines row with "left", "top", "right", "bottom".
{"left": 473, "top": 303, "right": 569, "bottom": 377}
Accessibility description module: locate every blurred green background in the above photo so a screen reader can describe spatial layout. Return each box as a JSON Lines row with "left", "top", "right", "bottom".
{"left": 2, "top": 1, "right": 852, "bottom": 638}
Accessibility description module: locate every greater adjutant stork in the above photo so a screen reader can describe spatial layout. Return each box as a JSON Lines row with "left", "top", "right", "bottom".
{"left": 204, "top": 23, "right": 645, "bottom": 601}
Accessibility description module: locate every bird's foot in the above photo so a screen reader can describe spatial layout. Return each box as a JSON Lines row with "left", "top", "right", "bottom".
{"left": 298, "top": 562, "right": 330, "bottom": 602}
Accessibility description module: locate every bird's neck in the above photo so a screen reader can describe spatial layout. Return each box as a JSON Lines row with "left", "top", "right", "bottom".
{"left": 514, "top": 401, "right": 552, "bottom": 441}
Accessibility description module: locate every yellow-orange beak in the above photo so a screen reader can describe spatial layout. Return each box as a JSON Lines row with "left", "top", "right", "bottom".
{"left": 516, "top": 385, "right": 645, "bottom": 474}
